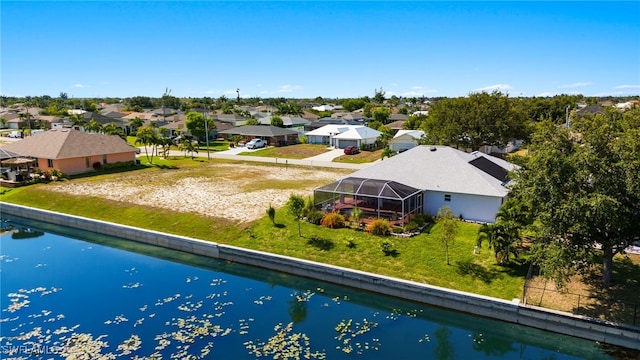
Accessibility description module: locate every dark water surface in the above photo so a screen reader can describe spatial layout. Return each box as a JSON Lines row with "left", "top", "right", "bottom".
{"left": 0, "top": 216, "right": 619, "bottom": 359}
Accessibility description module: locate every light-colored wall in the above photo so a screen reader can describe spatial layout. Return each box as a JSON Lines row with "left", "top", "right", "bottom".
{"left": 307, "top": 134, "right": 329, "bottom": 144}
{"left": 389, "top": 135, "right": 418, "bottom": 152}
{"left": 423, "top": 190, "right": 502, "bottom": 223}
{"left": 38, "top": 151, "right": 136, "bottom": 175}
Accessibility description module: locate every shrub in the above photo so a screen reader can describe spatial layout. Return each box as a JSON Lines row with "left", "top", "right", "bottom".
{"left": 266, "top": 203, "right": 276, "bottom": 224}
{"left": 299, "top": 135, "right": 308, "bottom": 144}
{"left": 93, "top": 162, "right": 102, "bottom": 170}
{"left": 391, "top": 226, "right": 404, "bottom": 234}
{"left": 380, "top": 239, "right": 396, "bottom": 256}
{"left": 403, "top": 221, "right": 420, "bottom": 233}
{"left": 305, "top": 210, "right": 324, "bottom": 225}
{"left": 320, "top": 212, "right": 345, "bottom": 229}
{"left": 349, "top": 207, "right": 363, "bottom": 226}
{"left": 414, "top": 213, "right": 433, "bottom": 225}
{"left": 368, "top": 219, "right": 391, "bottom": 236}
{"left": 301, "top": 196, "right": 315, "bottom": 218}
{"left": 49, "top": 169, "right": 66, "bottom": 180}
{"left": 345, "top": 237, "right": 357, "bottom": 249}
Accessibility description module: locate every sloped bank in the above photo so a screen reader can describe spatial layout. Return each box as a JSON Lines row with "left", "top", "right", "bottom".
{"left": 2, "top": 202, "right": 639, "bottom": 351}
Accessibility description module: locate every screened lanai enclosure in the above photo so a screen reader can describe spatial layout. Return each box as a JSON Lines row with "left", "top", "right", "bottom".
{"left": 314, "top": 177, "right": 423, "bottom": 226}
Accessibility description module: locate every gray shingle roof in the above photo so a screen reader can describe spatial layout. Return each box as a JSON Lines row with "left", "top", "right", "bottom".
{"left": 1, "top": 129, "right": 137, "bottom": 159}
{"left": 348, "top": 145, "right": 517, "bottom": 197}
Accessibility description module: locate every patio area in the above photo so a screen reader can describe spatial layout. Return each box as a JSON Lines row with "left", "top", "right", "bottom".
{"left": 314, "top": 177, "right": 423, "bottom": 226}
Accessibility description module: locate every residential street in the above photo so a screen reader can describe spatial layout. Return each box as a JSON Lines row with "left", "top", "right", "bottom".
{"left": 139, "top": 146, "right": 376, "bottom": 170}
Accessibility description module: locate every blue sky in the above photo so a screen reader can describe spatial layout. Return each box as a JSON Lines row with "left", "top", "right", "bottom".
{"left": 2, "top": 1, "right": 639, "bottom": 99}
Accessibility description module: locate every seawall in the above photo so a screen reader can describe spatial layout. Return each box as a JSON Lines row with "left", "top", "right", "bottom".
{"left": 2, "top": 202, "right": 638, "bottom": 350}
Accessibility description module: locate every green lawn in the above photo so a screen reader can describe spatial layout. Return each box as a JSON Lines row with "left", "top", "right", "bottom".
{"left": 333, "top": 149, "right": 383, "bottom": 164}
{"left": 0, "top": 157, "right": 527, "bottom": 301}
{"left": 239, "top": 144, "right": 329, "bottom": 159}
{"left": 1, "top": 183, "right": 526, "bottom": 301}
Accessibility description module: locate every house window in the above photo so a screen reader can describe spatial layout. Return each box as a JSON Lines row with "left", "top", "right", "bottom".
{"left": 103, "top": 154, "right": 108, "bottom": 164}
{"left": 444, "top": 194, "right": 451, "bottom": 202}
{"left": 47, "top": 159, "right": 53, "bottom": 168}
{"left": 85, "top": 157, "right": 90, "bottom": 168}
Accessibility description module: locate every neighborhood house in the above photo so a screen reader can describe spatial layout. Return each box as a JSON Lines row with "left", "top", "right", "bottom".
{"left": 314, "top": 145, "right": 518, "bottom": 224}
{"left": 0, "top": 129, "right": 137, "bottom": 176}
{"left": 305, "top": 124, "right": 381, "bottom": 149}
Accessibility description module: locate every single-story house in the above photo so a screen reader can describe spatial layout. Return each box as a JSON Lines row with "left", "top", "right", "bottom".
{"left": 389, "top": 130, "right": 425, "bottom": 152}
{"left": 305, "top": 125, "right": 381, "bottom": 149}
{"left": 314, "top": 145, "right": 518, "bottom": 223}
{"left": 218, "top": 125, "right": 299, "bottom": 146}
{"left": 0, "top": 129, "right": 137, "bottom": 175}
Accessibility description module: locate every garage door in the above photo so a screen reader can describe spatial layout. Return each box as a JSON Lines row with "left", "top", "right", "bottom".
{"left": 338, "top": 140, "right": 358, "bottom": 149}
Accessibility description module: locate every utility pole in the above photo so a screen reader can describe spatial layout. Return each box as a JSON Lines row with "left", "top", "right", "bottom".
{"left": 202, "top": 105, "right": 210, "bottom": 160}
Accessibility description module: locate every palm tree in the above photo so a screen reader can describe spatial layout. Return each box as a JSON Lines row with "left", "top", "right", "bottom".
{"left": 70, "top": 113, "right": 87, "bottom": 129}
{"left": 135, "top": 126, "right": 157, "bottom": 164}
{"left": 103, "top": 122, "right": 125, "bottom": 139}
{"left": 179, "top": 138, "right": 198, "bottom": 159}
{"left": 85, "top": 119, "right": 102, "bottom": 133}
{"left": 128, "top": 116, "right": 144, "bottom": 134}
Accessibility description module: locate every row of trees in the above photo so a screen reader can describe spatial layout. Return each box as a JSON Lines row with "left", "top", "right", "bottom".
{"left": 469, "top": 107, "right": 640, "bottom": 287}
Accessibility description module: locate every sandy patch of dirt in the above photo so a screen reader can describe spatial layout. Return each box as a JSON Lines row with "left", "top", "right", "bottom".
{"left": 47, "top": 163, "right": 347, "bottom": 223}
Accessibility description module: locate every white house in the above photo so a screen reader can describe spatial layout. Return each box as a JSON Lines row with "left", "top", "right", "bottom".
{"left": 305, "top": 124, "right": 381, "bottom": 148}
{"left": 389, "top": 129, "right": 425, "bottom": 152}
{"left": 332, "top": 126, "right": 381, "bottom": 149}
{"left": 315, "top": 145, "right": 518, "bottom": 223}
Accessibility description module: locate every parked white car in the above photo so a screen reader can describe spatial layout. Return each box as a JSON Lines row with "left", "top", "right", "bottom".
{"left": 246, "top": 138, "right": 266, "bottom": 149}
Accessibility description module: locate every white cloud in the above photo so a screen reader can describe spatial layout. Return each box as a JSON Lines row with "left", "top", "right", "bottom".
{"left": 558, "top": 82, "right": 591, "bottom": 89}
{"left": 475, "top": 84, "right": 512, "bottom": 92}
{"left": 401, "top": 87, "right": 438, "bottom": 97}
{"left": 74, "top": 83, "right": 86, "bottom": 88}
{"left": 535, "top": 92, "right": 555, "bottom": 97}
{"left": 277, "top": 84, "right": 302, "bottom": 93}
{"left": 614, "top": 84, "right": 640, "bottom": 90}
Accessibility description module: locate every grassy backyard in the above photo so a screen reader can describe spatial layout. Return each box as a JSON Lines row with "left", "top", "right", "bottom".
{"left": 333, "top": 149, "right": 383, "bottom": 163}
{"left": 2, "top": 156, "right": 637, "bottom": 314}
{"left": 0, "top": 157, "right": 528, "bottom": 300}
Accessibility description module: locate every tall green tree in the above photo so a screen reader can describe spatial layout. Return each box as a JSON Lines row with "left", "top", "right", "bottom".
{"left": 423, "top": 91, "right": 527, "bottom": 151}
{"left": 509, "top": 112, "right": 640, "bottom": 286}
{"left": 372, "top": 107, "right": 391, "bottom": 124}
{"left": 185, "top": 111, "right": 208, "bottom": 141}
{"left": 287, "top": 194, "right": 306, "bottom": 237}
{"left": 270, "top": 115, "right": 284, "bottom": 128}
{"left": 436, "top": 206, "right": 458, "bottom": 265}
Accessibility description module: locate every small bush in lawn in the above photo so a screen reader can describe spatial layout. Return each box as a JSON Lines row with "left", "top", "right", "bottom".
{"left": 320, "top": 211, "right": 345, "bottom": 229}
{"left": 368, "top": 219, "right": 390, "bottom": 236}
{"left": 305, "top": 210, "right": 324, "bottom": 225}
{"left": 266, "top": 203, "right": 276, "bottom": 224}
{"left": 345, "top": 237, "right": 357, "bottom": 249}
{"left": 380, "top": 239, "right": 397, "bottom": 256}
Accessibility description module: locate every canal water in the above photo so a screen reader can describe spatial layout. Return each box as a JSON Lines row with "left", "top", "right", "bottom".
{"left": 0, "top": 215, "right": 619, "bottom": 359}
